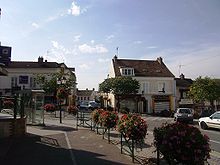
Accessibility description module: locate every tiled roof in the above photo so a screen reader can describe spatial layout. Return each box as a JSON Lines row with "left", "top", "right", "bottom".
{"left": 77, "top": 90, "right": 94, "bottom": 96}
{"left": 6, "top": 61, "right": 60, "bottom": 68}
{"left": 113, "top": 57, "right": 175, "bottom": 77}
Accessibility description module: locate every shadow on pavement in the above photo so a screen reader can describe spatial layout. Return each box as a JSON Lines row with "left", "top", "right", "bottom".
{"left": 1, "top": 134, "right": 72, "bottom": 165}
{"left": 40, "top": 124, "right": 77, "bottom": 132}
{"left": 71, "top": 148, "right": 131, "bottom": 165}
{"left": 0, "top": 132, "right": 133, "bottom": 165}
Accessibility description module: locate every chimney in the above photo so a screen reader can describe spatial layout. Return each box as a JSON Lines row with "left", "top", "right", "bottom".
{"left": 38, "top": 56, "right": 43, "bottom": 64}
{"left": 113, "top": 55, "right": 118, "bottom": 62}
{"left": 180, "top": 73, "right": 185, "bottom": 79}
{"left": 157, "top": 57, "right": 163, "bottom": 64}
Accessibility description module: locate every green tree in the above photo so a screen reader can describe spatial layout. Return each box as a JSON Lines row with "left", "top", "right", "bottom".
{"left": 189, "top": 76, "right": 220, "bottom": 107}
{"left": 35, "top": 71, "right": 75, "bottom": 96}
{"left": 99, "top": 76, "right": 140, "bottom": 111}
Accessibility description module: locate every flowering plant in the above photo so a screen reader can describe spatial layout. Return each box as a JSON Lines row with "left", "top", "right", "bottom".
{"left": 99, "top": 111, "right": 119, "bottom": 129}
{"left": 3, "top": 99, "right": 14, "bottom": 109}
{"left": 57, "top": 87, "right": 69, "bottom": 100}
{"left": 67, "top": 105, "right": 78, "bottom": 115}
{"left": 91, "top": 109, "right": 105, "bottom": 124}
{"left": 44, "top": 103, "right": 56, "bottom": 112}
{"left": 117, "top": 114, "right": 147, "bottom": 141}
{"left": 153, "top": 122, "right": 211, "bottom": 165}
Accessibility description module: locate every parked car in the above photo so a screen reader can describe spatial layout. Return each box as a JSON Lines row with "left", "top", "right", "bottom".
{"left": 79, "top": 101, "right": 100, "bottom": 110}
{"left": 88, "top": 101, "right": 100, "bottom": 110}
{"left": 199, "top": 108, "right": 215, "bottom": 118}
{"left": 174, "top": 108, "right": 193, "bottom": 123}
{"left": 199, "top": 111, "right": 220, "bottom": 130}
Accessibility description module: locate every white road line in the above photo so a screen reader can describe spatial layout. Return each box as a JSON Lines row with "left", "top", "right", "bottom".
{"left": 210, "top": 139, "right": 220, "bottom": 145}
{"left": 64, "top": 132, "right": 77, "bottom": 165}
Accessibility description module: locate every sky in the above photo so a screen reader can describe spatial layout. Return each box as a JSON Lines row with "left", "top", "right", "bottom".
{"left": 0, "top": 0, "right": 220, "bottom": 90}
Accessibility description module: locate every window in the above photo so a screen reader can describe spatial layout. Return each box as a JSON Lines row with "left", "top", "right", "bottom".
{"left": 120, "top": 68, "right": 134, "bottom": 76}
{"left": 142, "top": 82, "right": 149, "bottom": 94}
{"left": 158, "top": 82, "right": 165, "bottom": 93}
{"left": 30, "top": 77, "right": 36, "bottom": 88}
{"left": 19, "top": 75, "right": 28, "bottom": 84}
{"left": 11, "top": 77, "right": 18, "bottom": 87}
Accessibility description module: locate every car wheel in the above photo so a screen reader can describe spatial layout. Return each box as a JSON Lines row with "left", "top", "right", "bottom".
{"left": 200, "top": 121, "right": 208, "bottom": 130}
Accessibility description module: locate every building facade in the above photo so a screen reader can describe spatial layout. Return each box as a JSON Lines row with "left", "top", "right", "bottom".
{"left": 108, "top": 56, "right": 176, "bottom": 114}
{"left": 0, "top": 57, "right": 77, "bottom": 105}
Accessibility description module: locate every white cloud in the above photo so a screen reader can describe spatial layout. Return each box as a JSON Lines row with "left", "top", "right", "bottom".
{"left": 90, "top": 40, "right": 95, "bottom": 44}
{"left": 78, "top": 44, "right": 108, "bottom": 54}
{"left": 106, "top": 35, "right": 115, "bottom": 41}
{"left": 48, "top": 40, "right": 76, "bottom": 63}
{"left": 134, "top": 40, "right": 142, "bottom": 44}
{"left": 68, "top": 1, "right": 81, "bottom": 16}
{"left": 146, "top": 46, "right": 158, "bottom": 49}
{"left": 141, "top": 44, "right": 220, "bottom": 79}
{"left": 73, "top": 35, "right": 81, "bottom": 42}
{"left": 31, "top": 22, "right": 40, "bottom": 29}
{"left": 79, "top": 63, "right": 90, "bottom": 69}
{"left": 98, "top": 58, "right": 110, "bottom": 63}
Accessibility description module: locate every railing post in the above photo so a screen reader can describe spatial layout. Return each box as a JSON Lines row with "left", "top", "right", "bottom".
{"left": 20, "top": 95, "right": 24, "bottom": 118}
{"left": 121, "top": 133, "right": 123, "bottom": 154}
{"left": 157, "top": 146, "right": 160, "bottom": 165}
{"left": 13, "top": 95, "right": 17, "bottom": 119}
{"left": 108, "top": 128, "right": 110, "bottom": 143}
{"left": 76, "top": 111, "right": 78, "bottom": 130}
{"left": 132, "top": 138, "right": 134, "bottom": 163}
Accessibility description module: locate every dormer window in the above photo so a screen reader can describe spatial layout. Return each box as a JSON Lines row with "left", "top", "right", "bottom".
{"left": 120, "top": 67, "right": 134, "bottom": 76}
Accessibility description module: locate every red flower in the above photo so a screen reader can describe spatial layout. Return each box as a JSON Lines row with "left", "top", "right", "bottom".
{"left": 154, "top": 122, "right": 211, "bottom": 164}
{"left": 67, "top": 105, "right": 78, "bottom": 115}
{"left": 3, "top": 99, "right": 14, "bottom": 109}
{"left": 91, "top": 109, "right": 105, "bottom": 124}
{"left": 44, "top": 103, "right": 56, "bottom": 112}
{"left": 117, "top": 114, "right": 147, "bottom": 141}
{"left": 57, "top": 87, "right": 69, "bottom": 99}
{"left": 99, "top": 111, "right": 119, "bottom": 129}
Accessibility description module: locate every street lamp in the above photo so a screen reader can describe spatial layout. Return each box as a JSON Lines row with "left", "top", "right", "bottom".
{"left": 57, "top": 76, "right": 67, "bottom": 123}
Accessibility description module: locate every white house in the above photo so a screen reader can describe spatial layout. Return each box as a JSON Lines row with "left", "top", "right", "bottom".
{"left": 0, "top": 57, "right": 77, "bottom": 105}
{"left": 108, "top": 56, "right": 176, "bottom": 114}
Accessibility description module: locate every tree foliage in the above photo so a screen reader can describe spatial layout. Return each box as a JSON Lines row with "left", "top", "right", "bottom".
{"left": 189, "top": 76, "right": 220, "bottom": 106}
{"left": 35, "top": 71, "right": 75, "bottom": 95}
{"left": 99, "top": 76, "right": 140, "bottom": 95}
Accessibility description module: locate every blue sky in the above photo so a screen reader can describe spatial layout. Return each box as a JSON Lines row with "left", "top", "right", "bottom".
{"left": 1, "top": 0, "right": 220, "bottom": 90}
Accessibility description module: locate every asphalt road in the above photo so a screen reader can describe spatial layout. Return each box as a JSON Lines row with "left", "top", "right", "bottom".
{"left": 145, "top": 116, "right": 220, "bottom": 153}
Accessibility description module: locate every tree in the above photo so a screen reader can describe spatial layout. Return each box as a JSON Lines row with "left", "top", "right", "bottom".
{"left": 99, "top": 76, "right": 140, "bottom": 111}
{"left": 35, "top": 71, "right": 75, "bottom": 97}
{"left": 189, "top": 76, "right": 220, "bottom": 108}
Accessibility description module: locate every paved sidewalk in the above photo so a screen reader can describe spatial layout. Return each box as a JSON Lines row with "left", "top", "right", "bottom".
{"left": 1, "top": 115, "right": 220, "bottom": 165}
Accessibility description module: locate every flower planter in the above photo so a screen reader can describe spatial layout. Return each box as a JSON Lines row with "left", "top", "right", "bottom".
{"left": 154, "top": 122, "right": 211, "bottom": 165}
{"left": 117, "top": 114, "right": 148, "bottom": 162}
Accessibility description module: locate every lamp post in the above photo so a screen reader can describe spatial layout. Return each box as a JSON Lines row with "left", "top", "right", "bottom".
{"left": 57, "top": 76, "right": 67, "bottom": 123}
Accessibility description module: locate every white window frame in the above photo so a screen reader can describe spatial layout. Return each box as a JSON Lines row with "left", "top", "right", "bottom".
{"left": 11, "top": 77, "right": 18, "bottom": 87}
{"left": 120, "top": 68, "right": 134, "bottom": 76}
{"left": 158, "top": 82, "right": 165, "bottom": 93}
{"left": 142, "top": 82, "right": 149, "bottom": 94}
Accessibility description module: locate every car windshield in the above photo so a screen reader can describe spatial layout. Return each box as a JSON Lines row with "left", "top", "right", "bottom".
{"left": 179, "top": 108, "right": 191, "bottom": 114}
{"left": 211, "top": 113, "right": 220, "bottom": 119}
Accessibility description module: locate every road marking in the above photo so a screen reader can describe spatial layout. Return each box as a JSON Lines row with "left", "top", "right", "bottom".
{"left": 210, "top": 150, "right": 220, "bottom": 158}
{"left": 210, "top": 139, "right": 220, "bottom": 145}
{"left": 64, "top": 132, "right": 77, "bottom": 165}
